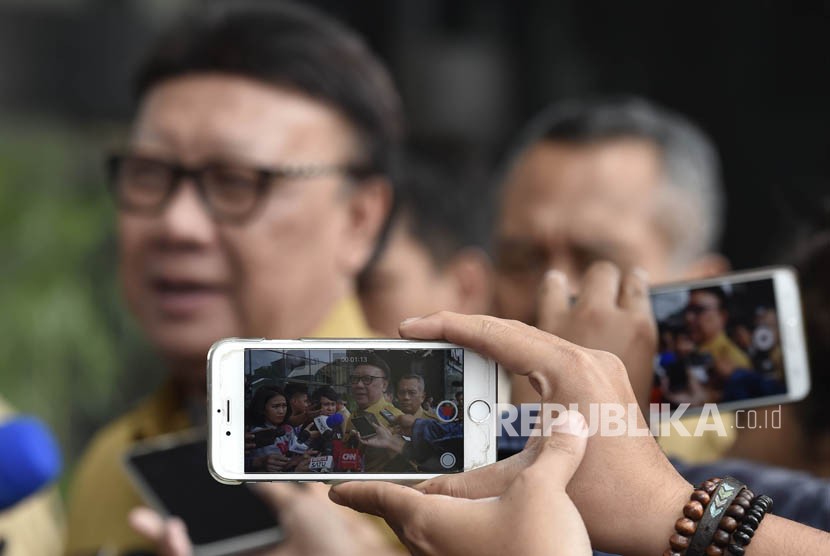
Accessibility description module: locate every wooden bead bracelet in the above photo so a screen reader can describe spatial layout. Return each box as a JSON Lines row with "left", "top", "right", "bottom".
{"left": 727, "top": 495, "right": 773, "bottom": 555}
{"left": 663, "top": 477, "right": 725, "bottom": 556}
{"left": 664, "top": 477, "right": 774, "bottom": 556}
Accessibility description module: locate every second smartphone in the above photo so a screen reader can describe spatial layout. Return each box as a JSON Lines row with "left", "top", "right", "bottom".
{"left": 649, "top": 266, "right": 810, "bottom": 412}
{"left": 209, "top": 340, "right": 497, "bottom": 483}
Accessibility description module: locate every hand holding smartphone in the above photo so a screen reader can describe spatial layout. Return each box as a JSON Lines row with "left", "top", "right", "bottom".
{"left": 521, "top": 265, "right": 810, "bottom": 414}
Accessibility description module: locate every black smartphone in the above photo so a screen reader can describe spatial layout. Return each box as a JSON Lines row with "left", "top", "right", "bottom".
{"left": 252, "top": 428, "right": 279, "bottom": 448}
{"left": 124, "top": 430, "right": 283, "bottom": 555}
{"left": 351, "top": 414, "right": 379, "bottom": 438}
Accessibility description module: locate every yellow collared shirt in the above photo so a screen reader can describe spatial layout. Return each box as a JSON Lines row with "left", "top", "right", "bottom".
{"left": 412, "top": 406, "right": 439, "bottom": 420}
{"left": 657, "top": 332, "right": 750, "bottom": 464}
{"left": 700, "top": 332, "right": 753, "bottom": 371}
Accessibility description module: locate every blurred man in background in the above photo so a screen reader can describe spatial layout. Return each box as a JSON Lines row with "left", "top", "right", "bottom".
{"left": 66, "top": 3, "right": 402, "bottom": 554}
{"left": 494, "top": 97, "right": 731, "bottom": 461}
{"left": 493, "top": 99, "right": 830, "bottom": 531}
{"left": 358, "top": 154, "right": 491, "bottom": 336}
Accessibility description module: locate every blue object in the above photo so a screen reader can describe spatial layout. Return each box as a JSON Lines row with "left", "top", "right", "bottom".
{"left": 0, "top": 416, "right": 62, "bottom": 511}
{"left": 326, "top": 412, "right": 344, "bottom": 427}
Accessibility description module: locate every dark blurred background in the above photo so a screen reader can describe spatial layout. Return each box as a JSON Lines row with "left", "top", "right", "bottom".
{"left": 1, "top": 0, "right": 828, "bottom": 472}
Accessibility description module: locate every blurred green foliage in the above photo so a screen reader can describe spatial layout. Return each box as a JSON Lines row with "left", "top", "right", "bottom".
{"left": 0, "top": 122, "right": 164, "bottom": 468}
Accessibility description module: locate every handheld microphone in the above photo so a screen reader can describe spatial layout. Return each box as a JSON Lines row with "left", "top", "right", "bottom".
{"left": 312, "top": 415, "right": 331, "bottom": 434}
{"left": 318, "top": 413, "right": 345, "bottom": 456}
{"left": 313, "top": 412, "right": 344, "bottom": 434}
{"left": 326, "top": 412, "right": 344, "bottom": 429}
{"left": 0, "top": 417, "right": 61, "bottom": 511}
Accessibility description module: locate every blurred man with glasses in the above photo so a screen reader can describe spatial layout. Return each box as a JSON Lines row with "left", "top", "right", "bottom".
{"left": 66, "top": 3, "right": 402, "bottom": 554}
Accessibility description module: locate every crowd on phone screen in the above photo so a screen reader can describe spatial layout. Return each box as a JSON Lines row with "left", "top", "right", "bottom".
{"left": 244, "top": 361, "right": 463, "bottom": 474}
{"left": 4, "top": 2, "right": 830, "bottom": 556}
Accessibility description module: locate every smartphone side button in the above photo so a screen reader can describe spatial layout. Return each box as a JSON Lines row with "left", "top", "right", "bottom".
{"left": 468, "top": 400, "right": 491, "bottom": 423}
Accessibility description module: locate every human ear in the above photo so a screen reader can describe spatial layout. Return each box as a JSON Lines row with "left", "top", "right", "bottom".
{"left": 339, "top": 177, "right": 393, "bottom": 276}
{"left": 445, "top": 247, "right": 494, "bottom": 314}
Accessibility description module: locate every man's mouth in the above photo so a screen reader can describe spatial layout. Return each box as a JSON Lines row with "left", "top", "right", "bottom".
{"left": 150, "top": 278, "right": 226, "bottom": 316}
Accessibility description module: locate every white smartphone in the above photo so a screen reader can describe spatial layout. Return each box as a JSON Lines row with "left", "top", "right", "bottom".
{"left": 124, "top": 429, "right": 283, "bottom": 555}
{"left": 650, "top": 266, "right": 810, "bottom": 412}
{"left": 208, "top": 339, "right": 497, "bottom": 483}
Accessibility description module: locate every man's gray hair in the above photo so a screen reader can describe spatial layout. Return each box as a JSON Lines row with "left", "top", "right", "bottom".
{"left": 398, "top": 373, "right": 426, "bottom": 391}
{"left": 505, "top": 96, "right": 724, "bottom": 263}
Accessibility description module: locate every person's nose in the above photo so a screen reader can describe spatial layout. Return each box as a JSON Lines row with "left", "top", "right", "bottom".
{"left": 158, "top": 179, "right": 217, "bottom": 247}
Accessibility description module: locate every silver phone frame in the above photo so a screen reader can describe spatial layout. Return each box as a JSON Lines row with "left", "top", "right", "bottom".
{"left": 208, "top": 338, "right": 498, "bottom": 483}
{"left": 123, "top": 428, "right": 284, "bottom": 556}
{"left": 650, "top": 266, "right": 810, "bottom": 413}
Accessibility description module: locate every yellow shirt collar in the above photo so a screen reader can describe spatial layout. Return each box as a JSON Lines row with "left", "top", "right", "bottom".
{"left": 307, "top": 295, "right": 376, "bottom": 338}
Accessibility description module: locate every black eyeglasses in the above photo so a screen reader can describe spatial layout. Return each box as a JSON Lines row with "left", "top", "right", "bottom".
{"left": 106, "top": 153, "right": 369, "bottom": 223}
{"left": 349, "top": 375, "right": 385, "bottom": 386}
{"left": 684, "top": 303, "right": 719, "bottom": 316}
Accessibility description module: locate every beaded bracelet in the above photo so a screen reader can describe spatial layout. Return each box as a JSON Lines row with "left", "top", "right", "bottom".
{"left": 698, "top": 485, "right": 754, "bottom": 556}
{"left": 727, "top": 495, "right": 773, "bottom": 556}
{"left": 665, "top": 478, "right": 774, "bottom": 556}
{"left": 686, "top": 477, "right": 746, "bottom": 556}
{"left": 664, "top": 478, "right": 725, "bottom": 556}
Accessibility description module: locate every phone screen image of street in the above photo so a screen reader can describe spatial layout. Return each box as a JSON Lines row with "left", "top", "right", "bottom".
{"left": 244, "top": 348, "right": 464, "bottom": 474}
{"left": 652, "top": 279, "right": 787, "bottom": 408}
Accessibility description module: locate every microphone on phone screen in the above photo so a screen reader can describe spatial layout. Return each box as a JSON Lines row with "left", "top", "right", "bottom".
{"left": 0, "top": 416, "right": 62, "bottom": 512}
{"left": 326, "top": 413, "right": 344, "bottom": 429}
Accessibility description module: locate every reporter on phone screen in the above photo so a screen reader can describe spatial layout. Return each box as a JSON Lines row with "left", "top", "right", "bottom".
{"left": 329, "top": 311, "right": 830, "bottom": 556}
{"left": 247, "top": 386, "right": 301, "bottom": 473}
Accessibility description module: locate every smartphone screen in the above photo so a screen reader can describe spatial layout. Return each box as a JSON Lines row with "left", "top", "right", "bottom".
{"left": 243, "top": 347, "right": 465, "bottom": 474}
{"left": 650, "top": 276, "right": 788, "bottom": 408}
{"left": 126, "top": 435, "right": 282, "bottom": 553}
